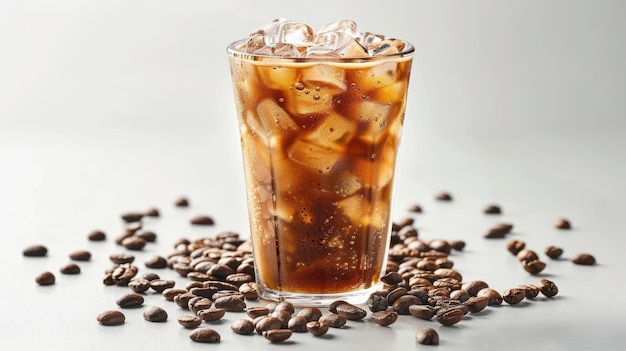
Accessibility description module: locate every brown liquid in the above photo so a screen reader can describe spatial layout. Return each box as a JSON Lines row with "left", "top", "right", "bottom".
{"left": 229, "top": 52, "right": 412, "bottom": 294}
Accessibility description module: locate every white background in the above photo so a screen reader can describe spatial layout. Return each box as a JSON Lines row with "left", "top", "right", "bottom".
{"left": 1, "top": 1, "right": 625, "bottom": 350}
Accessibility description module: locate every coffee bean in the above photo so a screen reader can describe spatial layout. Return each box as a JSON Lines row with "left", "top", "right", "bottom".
{"left": 502, "top": 288, "right": 526, "bottom": 305}
{"left": 387, "top": 287, "right": 408, "bottom": 305}
{"left": 128, "top": 279, "right": 151, "bottom": 293}
{"left": 23, "top": 244, "right": 48, "bottom": 257}
{"left": 190, "top": 215, "right": 215, "bottom": 225}
{"left": 231, "top": 319, "right": 255, "bottom": 335}
{"left": 408, "top": 305, "right": 435, "bottom": 320}
{"left": 174, "top": 293, "right": 196, "bottom": 309}
{"left": 539, "top": 279, "right": 559, "bottom": 297}
{"left": 178, "top": 315, "right": 202, "bottom": 329}
{"left": 189, "top": 328, "right": 221, "bottom": 343}
{"left": 263, "top": 329, "right": 292, "bottom": 343}
{"left": 274, "top": 301, "right": 295, "bottom": 315}
{"left": 109, "top": 263, "right": 138, "bottom": 286}
{"left": 140, "top": 272, "right": 160, "bottom": 281}
{"left": 246, "top": 307, "right": 270, "bottom": 319}
{"left": 507, "top": 240, "right": 526, "bottom": 255}
{"left": 435, "top": 192, "right": 452, "bottom": 201}
{"left": 109, "top": 253, "right": 135, "bottom": 264}
{"left": 392, "top": 217, "right": 414, "bottom": 231}
{"left": 114, "top": 232, "right": 133, "bottom": 245}
{"left": 436, "top": 306, "right": 464, "bottom": 326}
{"left": 407, "top": 204, "right": 422, "bottom": 213}
{"left": 484, "top": 223, "right": 513, "bottom": 238}
{"left": 483, "top": 204, "right": 502, "bottom": 214}
{"left": 35, "top": 271, "right": 55, "bottom": 285}
{"left": 449, "top": 240, "right": 466, "bottom": 251}
{"left": 367, "top": 294, "right": 389, "bottom": 312}
{"left": 122, "top": 236, "right": 146, "bottom": 251}
{"left": 554, "top": 218, "right": 571, "bottom": 229}
{"left": 125, "top": 221, "right": 142, "bottom": 234}
{"left": 416, "top": 327, "right": 439, "bottom": 345}
{"left": 197, "top": 308, "right": 226, "bottom": 322}
{"left": 144, "top": 255, "right": 167, "bottom": 269}
{"left": 143, "top": 306, "right": 168, "bottom": 322}
{"left": 214, "top": 295, "right": 246, "bottom": 312}
{"left": 311, "top": 313, "right": 340, "bottom": 328}
{"left": 335, "top": 303, "right": 367, "bottom": 320}
{"left": 466, "top": 296, "right": 489, "bottom": 313}
{"left": 434, "top": 268, "right": 463, "bottom": 282}
{"left": 371, "top": 311, "right": 398, "bottom": 326}
{"left": 380, "top": 271, "right": 404, "bottom": 285}
{"left": 88, "top": 230, "right": 106, "bottom": 241}
{"left": 393, "top": 295, "right": 422, "bottom": 315}
{"left": 288, "top": 316, "right": 308, "bottom": 332}
{"left": 97, "top": 310, "right": 125, "bottom": 326}
{"left": 116, "top": 292, "right": 144, "bottom": 308}
{"left": 144, "top": 207, "right": 160, "bottom": 217}
{"left": 149, "top": 279, "right": 175, "bottom": 293}
{"left": 60, "top": 263, "right": 81, "bottom": 275}
{"left": 175, "top": 197, "right": 189, "bottom": 207}
{"left": 517, "top": 249, "right": 539, "bottom": 262}
{"left": 307, "top": 321, "right": 330, "bottom": 336}
{"left": 296, "top": 307, "right": 322, "bottom": 322}
{"left": 449, "top": 289, "right": 470, "bottom": 303}
{"left": 69, "top": 250, "right": 91, "bottom": 261}
{"left": 429, "top": 240, "right": 452, "bottom": 254}
{"left": 572, "top": 253, "right": 596, "bottom": 265}
{"left": 522, "top": 259, "right": 547, "bottom": 275}
{"left": 477, "top": 288, "right": 503, "bottom": 306}
{"left": 162, "top": 288, "right": 187, "bottom": 301}
{"left": 462, "top": 280, "right": 489, "bottom": 297}
{"left": 545, "top": 246, "right": 564, "bottom": 259}
{"left": 188, "top": 297, "right": 213, "bottom": 315}
{"left": 519, "top": 284, "right": 540, "bottom": 299}
{"left": 121, "top": 212, "right": 144, "bottom": 223}
{"left": 271, "top": 310, "right": 291, "bottom": 328}
{"left": 255, "top": 316, "right": 282, "bottom": 334}
{"left": 136, "top": 231, "right": 157, "bottom": 242}
{"left": 239, "top": 282, "right": 259, "bottom": 300}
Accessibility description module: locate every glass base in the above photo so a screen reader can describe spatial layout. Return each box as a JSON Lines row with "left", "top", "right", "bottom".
{"left": 257, "top": 283, "right": 382, "bottom": 307}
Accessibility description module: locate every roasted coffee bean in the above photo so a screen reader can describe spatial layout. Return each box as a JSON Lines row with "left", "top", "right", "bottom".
{"left": 125, "top": 221, "right": 142, "bottom": 234}
{"left": 226, "top": 273, "right": 254, "bottom": 286}
{"left": 97, "top": 310, "right": 125, "bottom": 326}
{"left": 247, "top": 307, "right": 270, "bottom": 319}
{"left": 174, "top": 292, "right": 196, "bottom": 309}
{"left": 380, "top": 271, "right": 404, "bottom": 285}
{"left": 109, "top": 253, "right": 135, "bottom": 264}
{"left": 544, "top": 246, "right": 564, "bottom": 259}
{"left": 319, "top": 313, "right": 347, "bottom": 328}
{"left": 136, "top": 231, "right": 157, "bottom": 242}
{"left": 190, "top": 215, "right": 214, "bottom": 225}
{"left": 116, "top": 292, "right": 144, "bottom": 308}
{"left": 387, "top": 287, "right": 408, "bottom": 305}
{"left": 189, "top": 287, "right": 217, "bottom": 299}
{"left": 188, "top": 297, "right": 213, "bottom": 315}
{"left": 128, "top": 279, "right": 150, "bottom": 293}
{"left": 271, "top": 310, "right": 292, "bottom": 328}
{"left": 288, "top": 316, "right": 309, "bottom": 332}
{"left": 198, "top": 308, "right": 226, "bottom": 322}
{"left": 144, "top": 255, "right": 167, "bottom": 269}
{"left": 523, "top": 259, "right": 546, "bottom": 275}
{"left": 174, "top": 197, "right": 189, "bottom": 207}
{"left": 60, "top": 263, "right": 81, "bottom": 275}
{"left": 408, "top": 305, "right": 435, "bottom": 320}
{"left": 435, "top": 268, "right": 463, "bottom": 282}
{"left": 35, "top": 271, "right": 55, "bottom": 285}
{"left": 572, "top": 253, "right": 596, "bottom": 265}
{"left": 110, "top": 263, "right": 138, "bottom": 286}
{"left": 231, "top": 319, "right": 255, "bottom": 335}
{"left": 392, "top": 216, "right": 414, "bottom": 231}
{"left": 416, "top": 260, "right": 439, "bottom": 271}
{"left": 407, "top": 203, "right": 422, "bottom": 213}
{"left": 335, "top": 303, "right": 367, "bottom": 321}
{"left": 436, "top": 306, "right": 464, "bottom": 326}
{"left": 88, "top": 230, "right": 106, "bottom": 241}
{"left": 263, "top": 329, "right": 292, "bottom": 343}
{"left": 150, "top": 279, "right": 175, "bottom": 293}
{"left": 143, "top": 306, "right": 168, "bottom": 322}
{"left": 162, "top": 288, "right": 187, "bottom": 301}
{"left": 178, "top": 315, "right": 202, "bottom": 329}
{"left": 435, "top": 192, "right": 452, "bottom": 201}
{"left": 204, "top": 280, "right": 239, "bottom": 291}
{"left": 519, "top": 284, "right": 540, "bottom": 299}
{"left": 483, "top": 204, "right": 502, "bottom": 214}
{"left": 449, "top": 240, "right": 466, "bottom": 251}
{"left": 122, "top": 236, "right": 146, "bottom": 251}
{"left": 140, "top": 272, "right": 160, "bottom": 281}
{"left": 69, "top": 250, "right": 91, "bottom": 261}
{"left": 466, "top": 296, "right": 489, "bottom": 313}
{"left": 517, "top": 249, "right": 539, "bottom": 262}
{"left": 477, "top": 288, "right": 503, "bottom": 306}
{"left": 23, "top": 244, "right": 48, "bottom": 257}
{"left": 307, "top": 321, "right": 330, "bottom": 336}
{"left": 143, "top": 207, "right": 160, "bottom": 217}
{"left": 186, "top": 271, "right": 210, "bottom": 281}
{"left": 255, "top": 316, "right": 282, "bottom": 334}
{"left": 539, "top": 279, "right": 559, "bottom": 297}
{"left": 484, "top": 223, "right": 513, "bottom": 238}
{"left": 212, "top": 289, "right": 244, "bottom": 302}
{"left": 371, "top": 311, "right": 398, "bottom": 326}
{"left": 393, "top": 295, "right": 422, "bottom": 315}
{"left": 416, "top": 328, "right": 439, "bottom": 345}
{"left": 433, "top": 277, "right": 461, "bottom": 290}
{"left": 429, "top": 240, "right": 451, "bottom": 254}
{"left": 554, "top": 218, "right": 571, "bottom": 229}
{"left": 507, "top": 240, "right": 526, "bottom": 255}
{"left": 367, "top": 294, "right": 389, "bottom": 312}
{"left": 239, "top": 282, "right": 259, "bottom": 300}
{"left": 408, "top": 288, "right": 430, "bottom": 304}
{"left": 450, "top": 289, "right": 470, "bottom": 303}
{"left": 502, "top": 288, "right": 526, "bottom": 305}
{"left": 189, "top": 328, "right": 221, "bottom": 343}
{"left": 274, "top": 301, "right": 295, "bottom": 315}
{"left": 114, "top": 231, "right": 133, "bottom": 245}
{"left": 121, "top": 212, "right": 144, "bottom": 223}
{"left": 297, "top": 307, "right": 322, "bottom": 322}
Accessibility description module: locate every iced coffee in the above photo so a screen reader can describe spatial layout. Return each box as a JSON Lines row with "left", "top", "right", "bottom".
{"left": 227, "top": 19, "right": 414, "bottom": 304}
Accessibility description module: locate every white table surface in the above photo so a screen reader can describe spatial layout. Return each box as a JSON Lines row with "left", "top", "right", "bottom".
{"left": 2, "top": 1, "right": 625, "bottom": 350}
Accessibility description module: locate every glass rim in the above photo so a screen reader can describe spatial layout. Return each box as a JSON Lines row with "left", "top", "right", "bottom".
{"left": 226, "top": 38, "right": 414, "bottom": 63}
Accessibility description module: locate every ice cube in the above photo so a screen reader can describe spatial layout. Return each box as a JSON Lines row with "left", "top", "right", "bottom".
{"left": 255, "top": 65, "right": 297, "bottom": 90}
{"left": 301, "top": 64, "right": 348, "bottom": 92}
{"left": 263, "top": 19, "right": 315, "bottom": 48}
{"left": 282, "top": 81, "right": 335, "bottom": 116}
{"left": 320, "top": 168, "right": 362, "bottom": 197}
{"left": 352, "top": 140, "right": 397, "bottom": 189}
{"left": 358, "top": 32, "right": 385, "bottom": 47}
{"left": 256, "top": 98, "right": 298, "bottom": 135}
{"left": 368, "top": 39, "right": 406, "bottom": 56}
{"left": 318, "top": 20, "right": 358, "bottom": 37}
{"left": 355, "top": 60, "right": 399, "bottom": 90}
{"left": 306, "top": 32, "right": 369, "bottom": 58}
{"left": 287, "top": 139, "right": 341, "bottom": 174}
{"left": 306, "top": 111, "right": 356, "bottom": 148}
{"left": 246, "top": 33, "right": 269, "bottom": 54}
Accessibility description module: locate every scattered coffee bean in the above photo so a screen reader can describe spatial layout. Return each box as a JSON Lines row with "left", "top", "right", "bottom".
{"left": 189, "top": 328, "right": 221, "bottom": 343}
{"left": 255, "top": 316, "right": 282, "bottom": 334}
{"left": 407, "top": 204, "right": 422, "bottom": 213}
{"left": 450, "top": 289, "right": 470, "bottom": 303}
{"left": 69, "top": 250, "right": 91, "bottom": 261}
{"left": 214, "top": 295, "right": 246, "bottom": 312}
{"left": 143, "top": 306, "right": 168, "bottom": 322}
{"left": 502, "top": 288, "right": 526, "bottom": 305}
{"left": 393, "top": 295, "right": 422, "bottom": 315}
{"left": 554, "top": 218, "right": 571, "bottom": 229}
{"left": 140, "top": 272, "right": 160, "bottom": 281}
{"left": 239, "top": 282, "right": 259, "bottom": 300}
{"left": 371, "top": 311, "right": 398, "bottom": 326}
{"left": 231, "top": 319, "right": 255, "bottom": 335}
{"left": 116, "top": 292, "right": 144, "bottom": 308}
{"left": 517, "top": 249, "right": 539, "bottom": 262}
{"left": 144, "top": 207, "right": 160, "bottom": 217}
{"left": 60, "top": 263, "right": 81, "bottom": 275}
{"left": 380, "top": 271, "right": 404, "bottom": 286}
{"left": 128, "top": 279, "right": 151, "bottom": 293}
{"left": 507, "top": 240, "right": 526, "bottom": 255}
{"left": 121, "top": 212, "right": 144, "bottom": 223}
{"left": 483, "top": 204, "right": 502, "bottom": 214}
{"left": 149, "top": 279, "right": 175, "bottom": 293}
{"left": 416, "top": 327, "right": 439, "bottom": 345}
{"left": 35, "top": 271, "right": 55, "bottom": 285}
{"left": 175, "top": 197, "right": 189, "bottom": 207}
{"left": 545, "top": 246, "right": 564, "bottom": 259}
{"left": 297, "top": 307, "right": 322, "bottom": 322}
{"left": 144, "top": 255, "right": 168, "bottom": 269}
{"left": 319, "top": 313, "right": 347, "bottom": 328}
{"left": 162, "top": 288, "right": 187, "bottom": 301}
{"left": 408, "top": 305, "right": 435, "bottom": 320}
{"left": 477, "top": 288, "right": 503, "bottom": 306}
{"left": 449, "top": 240, "right": 466, "bottom": 251}
{"left": 23, "top": 244, "right": 48, "bottom": 257}
{"left": 462, "top": 280, "right": 489, "bottom": 297}
{"left": 367, "top": 293, "right": 389, "bottom": 312}
{"left": 288, "top": 316, "right": 309, "bottom": 332}
{"left": 246, "top": 307, "right": 270, "bottom": 319}
{"left": 484, "top": 223, "right": 513, "bottom": 238}
{"left": 97, "top": 310, "right": 125, "bottom": 326}
{"left": 178, "top": 315, "right": 202, "bottom": 329}
{"left": 466, "top": 296, "right": 489, "bottom": 313}
{"left": 198, "top": 308, "right": 226, "bottom": 322}
{"left": 572, "top": 253, "right": 596, "bottom": 265}
{"left": 522, "top": 259, "right": 546, "bottom": 275}
{"left": 125, "top": 221, "right": 142, "bottom": 234}
{"left": 435, "top": 192, "right": 452, "bottom": 201}
{"left": 539, "top": 279, "right": 559, "bottom": 297}
{"left": 109, "top": 253, "right": 135, "bottom": 264}
{"left": 88, "top": 230, "right": 106, "bottom": 241}
{"left": 335, "top": 303, "right": 367, "bottom": 320}
{"left": 136, "top": 231, "right": 157, "bottom": 242}
{"left": 122, "top": 236, "right": 146, "bottom": 251}
{"left": 519, "top": 284, "right": 540, "bottom": 299}
{"left": 307, "top": 321, "right": 330, "bottom": 336}
{"left": 190, "top": 215, "right": 214, "bottom": 225}
{"left": 263, "top": 329, "right": 292, "bottom": 343}
{"left": 436, "top": 306, "right": 465, "bottom": 326}
{"left": 274, "top": 301, "right": 295, "bottom": 315}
